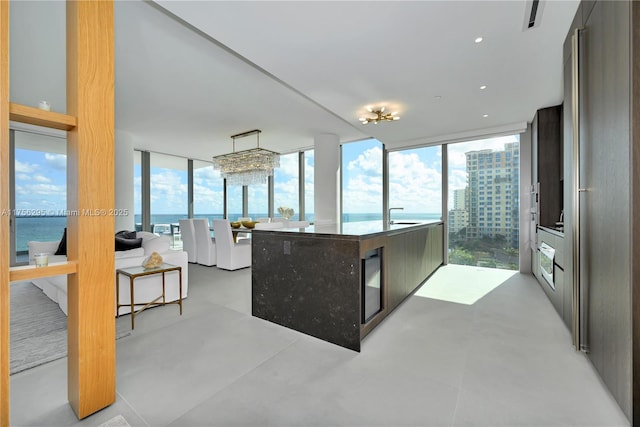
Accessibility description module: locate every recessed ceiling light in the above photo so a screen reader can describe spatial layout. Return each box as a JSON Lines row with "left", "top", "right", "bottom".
{"left": 434, "top": 95, "right": 442, "bottom": 100}
{"left": 480, "top": 85, "right": 487, "bottom": 90}
{"left": 475, "top": 37, "right": 483, "bottom": 43}
{"left": 483, "top": 114, "right": 489, "bottom": 118}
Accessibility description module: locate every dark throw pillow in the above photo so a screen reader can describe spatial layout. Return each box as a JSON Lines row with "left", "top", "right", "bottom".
{"left": 115, "top": 230, "right": 137, "bottom": 240}
{"left": 55, "top": 228, "right": 67, "bottom": 256}
{"left": 115, "top": 236, "right": 143, "bottom": 252}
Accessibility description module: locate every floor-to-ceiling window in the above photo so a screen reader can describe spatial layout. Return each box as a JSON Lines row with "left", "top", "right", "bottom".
{"left": 304, "top": 149, "right": 314, "bottom": 223}
{"left": 226, "top": 184, "right": 243, "bottom": 220}
{"left": 149, "top": 153, "right": 188, "bottom": 235}
{"left": 273, "top": 152, "right": 299, "bottom": 220}
{"left": 447, "top": 135, "right": 520, "bottom": 269}
{"left": 12, "top": 130, "right": 67, "bottom": 264}
{"left": 342, "top": 139, "right": 383, "bottom": 223}
{"left": 193, "top": 160, "right": 223, "bottom": 222}
{"left": 133, "top": 150, "right": 142, "bottom": 230}
{"left": 388, "top": 146, "right": 443, "bottom": 222}
{"left": 248, "top": 184, "right": 268, "bottom": 220}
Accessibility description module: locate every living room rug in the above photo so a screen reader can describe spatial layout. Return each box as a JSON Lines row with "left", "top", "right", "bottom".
{"left": 10, "top": 281, "right": 131, "bottom": 375}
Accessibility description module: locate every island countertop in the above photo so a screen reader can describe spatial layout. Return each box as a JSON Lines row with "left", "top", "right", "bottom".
{"left": 252, "top": 219, "right": 442, "bottom": 239}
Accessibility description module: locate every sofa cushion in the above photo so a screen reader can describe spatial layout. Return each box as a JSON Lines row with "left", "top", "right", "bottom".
{"left": 141, "top": 235, "right": 170, "bottom": 255}
{"left": 54, "top": 228, "right": 67, "bottom": 255}
{"left": 115, "top": 236, "right": 143, "bottom": 251}
{"left": 136, "top": 231, "right": 157, "bottom": 241}
{"left": 115, "top": 247, "right": 145, "bottom": 259}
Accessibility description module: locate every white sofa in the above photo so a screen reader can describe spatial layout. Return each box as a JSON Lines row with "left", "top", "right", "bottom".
{"left": 27, "top": 231, "right": 188, "bottom": 316}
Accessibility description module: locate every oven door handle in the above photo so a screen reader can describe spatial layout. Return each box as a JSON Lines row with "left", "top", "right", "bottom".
{"left": 539, "top": 242, "right": 555, "bottom": 260}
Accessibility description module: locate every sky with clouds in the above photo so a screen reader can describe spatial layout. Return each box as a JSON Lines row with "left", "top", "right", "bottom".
{"left": 15, "top": 135, "right": 519, "bottom": 219}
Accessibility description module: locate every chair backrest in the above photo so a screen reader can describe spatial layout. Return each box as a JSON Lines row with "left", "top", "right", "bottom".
{"left": 192, "top": 218, "right": 212, "bottom": 245}
{"left": 237, "top": 217, "right": 252, "bottom": 222}
{"left": 178, "top": 219, "right": 197, "bottom": 263}
{"left": 212, "top": 220, "right": 234, "bottom": 250}
{"left": 255, "top": 217, "right": 271, "bottom": 223}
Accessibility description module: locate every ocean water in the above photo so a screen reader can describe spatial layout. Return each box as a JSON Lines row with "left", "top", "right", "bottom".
{"left": 15, "top": 212, "right": 441, "bottom": 253}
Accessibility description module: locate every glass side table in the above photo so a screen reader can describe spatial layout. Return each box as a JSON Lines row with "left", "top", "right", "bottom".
{"left": 116, "top": 263, "right": 182, "bottom": 329}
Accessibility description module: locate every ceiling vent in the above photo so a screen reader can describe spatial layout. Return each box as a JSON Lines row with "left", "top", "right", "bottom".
{"left": 523, "top": 0, "right": 545, "bottom": 30}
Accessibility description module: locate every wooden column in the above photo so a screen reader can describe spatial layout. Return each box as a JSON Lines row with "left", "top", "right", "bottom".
{"left": 0, "top": 1, "right": 10, "bottom": 424}
{"left": 66, "top": 1, "right": 116, "bottom": 419}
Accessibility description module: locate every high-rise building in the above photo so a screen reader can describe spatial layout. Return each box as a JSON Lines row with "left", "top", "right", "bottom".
{"left": 465, "top": 142, "right": 520, "bottom": 247}
{"left": 448, "top": 188, "right": 469, "bottom": 234}
{"left": 453, "top": 189, "right": 466, "bottom": 210}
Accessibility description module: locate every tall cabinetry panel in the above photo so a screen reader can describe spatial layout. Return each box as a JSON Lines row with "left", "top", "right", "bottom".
{"left": 561, "top": 7, "right": 581, "bottom": 333}
{"left": 563, "top": 0, "right": 633, "bottom": 419}
{"left": 531, "top": 105, "right": 563, "bottom": 228}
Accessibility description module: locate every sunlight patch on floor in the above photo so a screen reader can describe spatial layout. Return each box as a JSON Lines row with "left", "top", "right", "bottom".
{"left": 414, "top": 264, "right": 517, "bottom": 305}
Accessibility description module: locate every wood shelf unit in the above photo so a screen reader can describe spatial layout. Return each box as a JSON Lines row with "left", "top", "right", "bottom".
{"left": 1, "top": 1, "right": 116, "bottom": 422}
{"left": 9, "top": 262, "right": 78, "bottom": 283}
{"left": 9, "top": 102, "right": 77, "bottom": 131}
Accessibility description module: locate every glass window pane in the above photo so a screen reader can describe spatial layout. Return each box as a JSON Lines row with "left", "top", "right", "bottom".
{"left": 133, "top": 150, "right": 141, "bottom": 231}
{"left": 193, "top": 160, "right": 224, "bottom": 222}
{"left": 447, "top": 135, "right": 520, "bottom": 270}
{"left": 388, "top": 146, "right": 442, "bottom": 222}
{"left": 13, "top": 131, "right": 67, "bottom": 264}
{"left": 274, "top": 152, "right": 299, "bottom": 220}
{"left": 226, "top": 184, "right": 243, "bottom": 220}
{"left": 149, "top": 153, "right": 187, "bottom": 236}
{"left": 342, "top": 139, "right": 383, "bottom": 223}
{"left": 304, "top": 150, "right": 314, "bottom": 223}
{"left": 248, "top": 184, "right": 268, "bottom": 220}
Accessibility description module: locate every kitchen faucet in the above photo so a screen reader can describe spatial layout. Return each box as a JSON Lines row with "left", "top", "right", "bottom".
{"left": 388, "top": 207, "right": 404, "bottom": 224}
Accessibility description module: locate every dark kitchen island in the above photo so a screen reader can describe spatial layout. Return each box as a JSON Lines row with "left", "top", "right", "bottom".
{"left": 251, "top": 220, "right": 444, "bottom": 351}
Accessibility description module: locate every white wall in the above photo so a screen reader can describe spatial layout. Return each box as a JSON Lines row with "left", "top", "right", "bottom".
{"left": 313, "top": 134, "right": 340, "bottom": 225}
{"left": 114, "top": 131, "right": 134, "bottom": 232}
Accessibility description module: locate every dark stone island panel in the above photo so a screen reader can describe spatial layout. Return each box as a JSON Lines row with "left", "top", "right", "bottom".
{"left": 251, "top": 221, "right": 444, "bottom": 352}
{"left": 252, "top": 233, "right": 362, "bottom": 351}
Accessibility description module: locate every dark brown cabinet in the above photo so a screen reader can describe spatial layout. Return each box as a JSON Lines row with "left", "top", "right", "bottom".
{"left": 532, "top": 105, "right": 563, "bottom": 227}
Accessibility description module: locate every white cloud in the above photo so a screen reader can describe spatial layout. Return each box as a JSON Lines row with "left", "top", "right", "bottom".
{"left": 193, "top": 165, "right": 220, "bottom": 186}
{"left": 17, "top": 183, "right": 66, "bottom": 196}
{"left": 15, "top": 160, "right": 37, "bottom": 174}
{"left": 45, "top": 153, "right": 66, "bottom": 170}
{"left": 388, "top": 150, "right": 442, "bottom": 213}
{"left": 149, "top": 170, "right": 188, "bottom": 214}
{"left": 276, "top": 153, "right": 299, "bottom": 178}
{"left": 347, "top": 146, "right": 383, "bottom": 174}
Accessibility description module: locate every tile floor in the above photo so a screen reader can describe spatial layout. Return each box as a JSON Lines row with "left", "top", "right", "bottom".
{"left": 9, "top": 264, "right": 630, "bottom": 427}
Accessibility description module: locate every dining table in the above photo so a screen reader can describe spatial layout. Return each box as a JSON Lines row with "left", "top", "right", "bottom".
{"left": 210, "top": 226, "right": 253, "bottom": 243}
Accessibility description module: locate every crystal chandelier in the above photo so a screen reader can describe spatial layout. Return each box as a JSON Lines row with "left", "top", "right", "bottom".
{"left": 212, "top": 129, "right": 280, "bottom": 186}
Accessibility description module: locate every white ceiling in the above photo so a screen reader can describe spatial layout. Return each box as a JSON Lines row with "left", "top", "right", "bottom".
{"left": 10, "top": 0, "right": 580, "bottom": 162}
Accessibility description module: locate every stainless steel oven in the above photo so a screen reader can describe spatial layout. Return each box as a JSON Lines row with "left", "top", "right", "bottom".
{"left": 539, "top": 242, "right": 555, "bottom": 290}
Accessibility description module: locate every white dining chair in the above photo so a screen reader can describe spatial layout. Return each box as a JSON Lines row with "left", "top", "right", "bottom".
{"left": 193, "top": 218, "right": 216, "bottom": 266}
{"left": 178, "top": 219, "right": 197, "bottom": 263}
{"left": 212, "top": 219, "right": 251, "bottom": 270}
